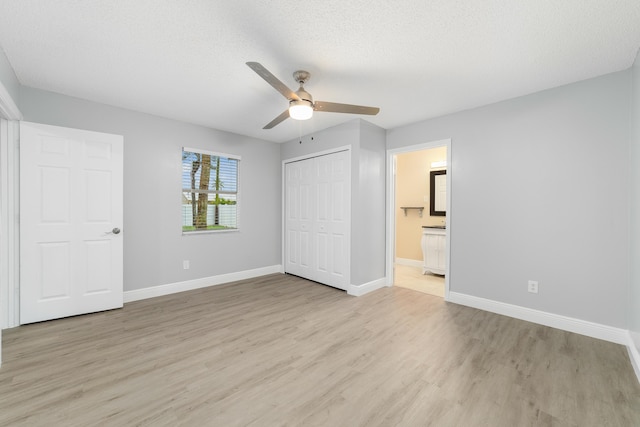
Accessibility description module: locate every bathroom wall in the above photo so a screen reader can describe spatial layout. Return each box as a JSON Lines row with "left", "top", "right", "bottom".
{"left": 395, "top": 146, "right": 447, "bottom": 261}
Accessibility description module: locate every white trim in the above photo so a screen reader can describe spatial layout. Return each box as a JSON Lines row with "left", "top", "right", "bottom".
{"left": 182, "top": 146, "right": 241, "bottom": 160}
{"left": 0, "top": 119, "right": 19, "bottom": 330}
{"left": 0, "top": 79, "right": 22, "bottom": 121}
{"left": 628, "top": 332, "right": 640, "bottom": 384}
{"left": 386, "top": 154, "right": 396, "bottom": 287}
{"left": 281, "top": 161, "right": 285, "bottom": 279}
{"left": 181, "top": 228, "right": 240, "bottom": 236}
{"left": 386, "top": 139, "right": 452, "bottom": 298}
{"left": 347, "top": 277, "right": 388, "bottom": 297}
{"left": 282, "top": 145, "right": 351, "bottom": 165}
{"left": 10, "top": 120, "right": 19, "bottom": 328}
{"left": 628, "top": 335, "right": 640, "bottom": 383}
{"left": 447, "top": 291, "right": 628, "bottom": 345}
{"left": 124, "top": 265, "right": 282, "bottom": 303}
{"left": 395, "top": 258, "right": 423, "bottom": 268}
{"left": 1, "top": 119, "right": 7, "bottom": 330}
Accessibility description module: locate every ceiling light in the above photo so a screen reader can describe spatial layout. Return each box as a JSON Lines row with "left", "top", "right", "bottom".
{"left": 289, "top": 100, "right": 313, "bottom": 120}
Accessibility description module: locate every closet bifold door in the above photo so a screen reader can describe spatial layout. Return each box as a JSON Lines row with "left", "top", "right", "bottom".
{"left": 284, "top": 150, "right": 350, "bottom": 290}
{"left": 285, "top": 158, "right": 314, "bottom": 280}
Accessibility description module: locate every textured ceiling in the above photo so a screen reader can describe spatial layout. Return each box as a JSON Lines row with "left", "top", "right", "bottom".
{"left": 0, "top": 1, "right": 639, "bottom": 143}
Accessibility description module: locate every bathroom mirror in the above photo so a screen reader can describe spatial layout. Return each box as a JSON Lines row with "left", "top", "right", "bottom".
{"left": 430, "top": 170, "right": 446, "bottom": 216}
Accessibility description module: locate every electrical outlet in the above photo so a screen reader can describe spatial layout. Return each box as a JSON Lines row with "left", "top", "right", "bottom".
{"left": 183, "top": 260, "right": 190, "bottom": 270}
{"left": 528, "top": 280, "right": 538, "bottom": 294}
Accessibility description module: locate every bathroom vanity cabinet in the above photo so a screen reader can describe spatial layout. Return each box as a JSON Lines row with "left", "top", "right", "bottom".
{"left": 422, "top": 226, "right": 446, "bottom": 275}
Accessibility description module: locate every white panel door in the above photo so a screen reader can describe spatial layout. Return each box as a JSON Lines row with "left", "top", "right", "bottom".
{"left": 313, "top": 151, "right": 349, "bottom": 288}
{"left": 285, "top": 159, "right": 314, "bottom": 279}
{"left": 285, "top": 150, "right": 350, "bottom": 290}
{"left": 20, "top": 122, "right": 123, "bottom": 324}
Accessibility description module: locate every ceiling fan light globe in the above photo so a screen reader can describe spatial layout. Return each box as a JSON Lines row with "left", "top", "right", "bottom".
{"left": 289, "top": 101, "right": 313, "bottom": 120}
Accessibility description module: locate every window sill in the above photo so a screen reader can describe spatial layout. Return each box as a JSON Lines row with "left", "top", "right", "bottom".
{"left": 182, "top": 228, "right": 239, "bottom": 236}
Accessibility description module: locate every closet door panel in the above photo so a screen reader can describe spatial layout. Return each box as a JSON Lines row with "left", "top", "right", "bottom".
{"left": 284, "top": 150, "right": 350, "bottom": 290}
{"left": 285, "top": 160, "right": 314, "bottom": 278}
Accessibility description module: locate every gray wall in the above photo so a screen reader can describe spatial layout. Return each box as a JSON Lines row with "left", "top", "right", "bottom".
{"left": 0, "top": 48, "right": 20, "bottom": 113}
{"left": 630, "top": 49, "right": 640, "bottom": 348}
{"left": 388, "top": 71, "right": 631, "bottom": 328}
{"left": 280, "top": 120, "right": 360, "bottom": 160}
{"left": 281, "top": 119, "right": 387, "bottom": 287}
{"left": 352, "top": 120, "right": 386, "bottom": 285}
{"left": 4, "top": 57, "right": 635, "bottom": 329}
{"left": 20, "top": 87, "right": 282, "bottom": 292}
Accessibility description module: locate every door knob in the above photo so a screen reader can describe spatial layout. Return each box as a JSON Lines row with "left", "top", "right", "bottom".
{"left": 110, "top": 228, "right": 121, "bottom": 235}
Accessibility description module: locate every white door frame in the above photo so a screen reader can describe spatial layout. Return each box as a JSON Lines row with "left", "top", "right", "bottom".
{"left": 0, "top": 77, "right": 22, "bottom": 365}
{"left": 386, "top": 139, "right": 452, "bottom": 300}
{"left": 281, "top": 145, "right": 352, "bottom": 289}
{"left": 0, "top": 118, "right": 20, "bottom": 330}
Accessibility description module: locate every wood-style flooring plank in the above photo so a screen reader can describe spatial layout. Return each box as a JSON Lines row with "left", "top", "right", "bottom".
{"left": 1, "top": 273, "right": 639, "bottom": 426}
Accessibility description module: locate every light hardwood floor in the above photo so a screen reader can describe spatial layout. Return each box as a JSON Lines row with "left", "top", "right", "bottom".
{"left": 1, "top": 273, "right": 639, "bottom": 426}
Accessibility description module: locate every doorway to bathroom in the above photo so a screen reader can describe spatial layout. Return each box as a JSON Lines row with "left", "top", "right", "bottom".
{"left": 386, "top": 139, "right": 451, "bottom": 298}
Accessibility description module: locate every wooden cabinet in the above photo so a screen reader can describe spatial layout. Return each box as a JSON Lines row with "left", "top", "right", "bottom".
{"left": 422, "top": 227, "right": 446, "bottom": 275}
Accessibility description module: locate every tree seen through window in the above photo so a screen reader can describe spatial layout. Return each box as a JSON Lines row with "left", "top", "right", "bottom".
{"left": 182, "top": 148, "right": 239, "bottom": 232}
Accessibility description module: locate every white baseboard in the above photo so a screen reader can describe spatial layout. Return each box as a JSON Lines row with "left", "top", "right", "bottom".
{"left": 124, "top": 265, "right": 282, "bottom": 303}
{"left": 627, "top": 331, "right": 640, "bottom": 384}
{"left": 347, "top": 277, "right": 388, "bottom": 297}
{"left": 447, "top": 291, "right": 628, "bottom": 345}
{"left": 395, "top": 258, "right": 423, "bottom": 268}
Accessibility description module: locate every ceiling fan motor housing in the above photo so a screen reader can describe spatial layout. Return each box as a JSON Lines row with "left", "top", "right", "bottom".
{"left": 292, "top": 70, "right": 313, "bottom": 104}
{"left": 293, "top": 88, "right": 313, "bottom": 104}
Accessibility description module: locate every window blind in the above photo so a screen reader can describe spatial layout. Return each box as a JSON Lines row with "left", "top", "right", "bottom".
{"left": 181, "top": 147, "right": 239, "bottom": 232}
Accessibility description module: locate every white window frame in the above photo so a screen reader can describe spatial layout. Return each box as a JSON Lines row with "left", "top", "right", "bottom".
{"left": 182, "top": 147, "right": 240, "bottom": 235}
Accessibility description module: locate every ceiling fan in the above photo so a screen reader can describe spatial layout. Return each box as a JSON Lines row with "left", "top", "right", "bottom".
{"left": 246, "top": 62, "right": 380, "bottom": 129}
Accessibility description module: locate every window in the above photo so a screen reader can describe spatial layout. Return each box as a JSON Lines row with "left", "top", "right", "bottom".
{"left": 182, "top": 147, "right": 239, "bottom": 233}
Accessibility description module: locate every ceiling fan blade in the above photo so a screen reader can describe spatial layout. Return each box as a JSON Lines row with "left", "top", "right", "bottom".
{"left": 263, "top": 109, "right": 290, "bottom": 129}
{"left": 246, "top": 62, "right": 300, "bottom": 101}
{"left": 314, "top": 101, "right": 380, "bottom": 115}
